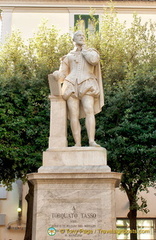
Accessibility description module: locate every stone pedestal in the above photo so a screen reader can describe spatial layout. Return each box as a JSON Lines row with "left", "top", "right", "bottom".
{"left": 28, "top": 147, "right": 121, "bottom": 240}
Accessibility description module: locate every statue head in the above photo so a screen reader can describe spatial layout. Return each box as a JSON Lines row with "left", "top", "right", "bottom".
{"left": 73, "top": 30, "right": 85, "bottom": 46}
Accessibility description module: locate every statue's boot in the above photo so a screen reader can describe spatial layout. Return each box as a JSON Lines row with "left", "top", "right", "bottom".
{"left": 89, "top": 141, "right": 101, "bottom": 147}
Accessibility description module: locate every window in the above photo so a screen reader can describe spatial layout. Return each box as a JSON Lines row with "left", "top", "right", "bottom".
{"left": 0, "top": 214, "right": 6, "bottom": 226}
{"left": 0, "top": 185, "right": 7, "bottom": 199}
{"left": 74, "top": 15, "right": 99, "bottom": 33}
{"left": 116, "top": 219, "right": 156, "bottom": 240}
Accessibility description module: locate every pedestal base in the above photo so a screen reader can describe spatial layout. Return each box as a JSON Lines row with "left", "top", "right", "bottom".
{"left": 28, "top": 147, "right": 121, "bottom": 240}
{"left": 39, "top": 147, "right": 110, "bottom": 172}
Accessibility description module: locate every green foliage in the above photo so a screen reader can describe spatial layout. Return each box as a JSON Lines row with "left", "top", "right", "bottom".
{"left": 0, "top": 76, "right": 50, "bottom": 188}
{"left": 101, "top": 71, "right": 156, "bottom": 179}
{"left": 0, "top": 31, "right": 31, "bottom": 82}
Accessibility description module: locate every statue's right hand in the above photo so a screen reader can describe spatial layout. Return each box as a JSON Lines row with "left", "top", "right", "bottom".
{"left": 52, "top": 70, "right": 59, "bottom": 80}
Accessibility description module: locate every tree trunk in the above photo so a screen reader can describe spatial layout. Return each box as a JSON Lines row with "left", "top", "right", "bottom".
{"left": 24, "top": 180, "right": 34, "bottom": 240}
{"left": 122, "top": 182, "right": 139, "bottom": 240}
{"left": 127, "top": 206, "right": 137, "bottom": 240}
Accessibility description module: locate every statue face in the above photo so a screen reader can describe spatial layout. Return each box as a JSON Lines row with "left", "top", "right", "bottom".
{"left": 73, "top": 31, "right": 85, "bottom": 46}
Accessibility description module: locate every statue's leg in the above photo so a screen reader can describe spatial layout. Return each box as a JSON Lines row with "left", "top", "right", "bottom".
{"left": 67, "top": 97, "right": 81, "bottom": 147}
{"left": 81, "top": 95, "right": 100, "bottom": 147}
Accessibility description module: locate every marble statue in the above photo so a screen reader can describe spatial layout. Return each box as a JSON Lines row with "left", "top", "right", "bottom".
{"left": 52, "top": 30, "right": 104, "bottom": 147}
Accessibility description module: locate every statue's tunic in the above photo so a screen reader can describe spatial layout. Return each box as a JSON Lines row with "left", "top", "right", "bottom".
{"left": 59, "top": 47, "right": 104, "bottom": 119}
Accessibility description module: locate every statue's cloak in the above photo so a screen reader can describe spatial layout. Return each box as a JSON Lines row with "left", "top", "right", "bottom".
{"left": 79, "top": 62, "right": 104, "bottom": 119}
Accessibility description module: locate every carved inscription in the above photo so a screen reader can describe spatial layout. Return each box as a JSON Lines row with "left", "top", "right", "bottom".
{"left": 49, "top": 205, "right": 99, "bottom": 239}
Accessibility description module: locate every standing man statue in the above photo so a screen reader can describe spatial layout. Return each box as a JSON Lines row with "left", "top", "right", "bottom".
{"left": 53, "top": 30, "right": 104, "bottom": 147}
